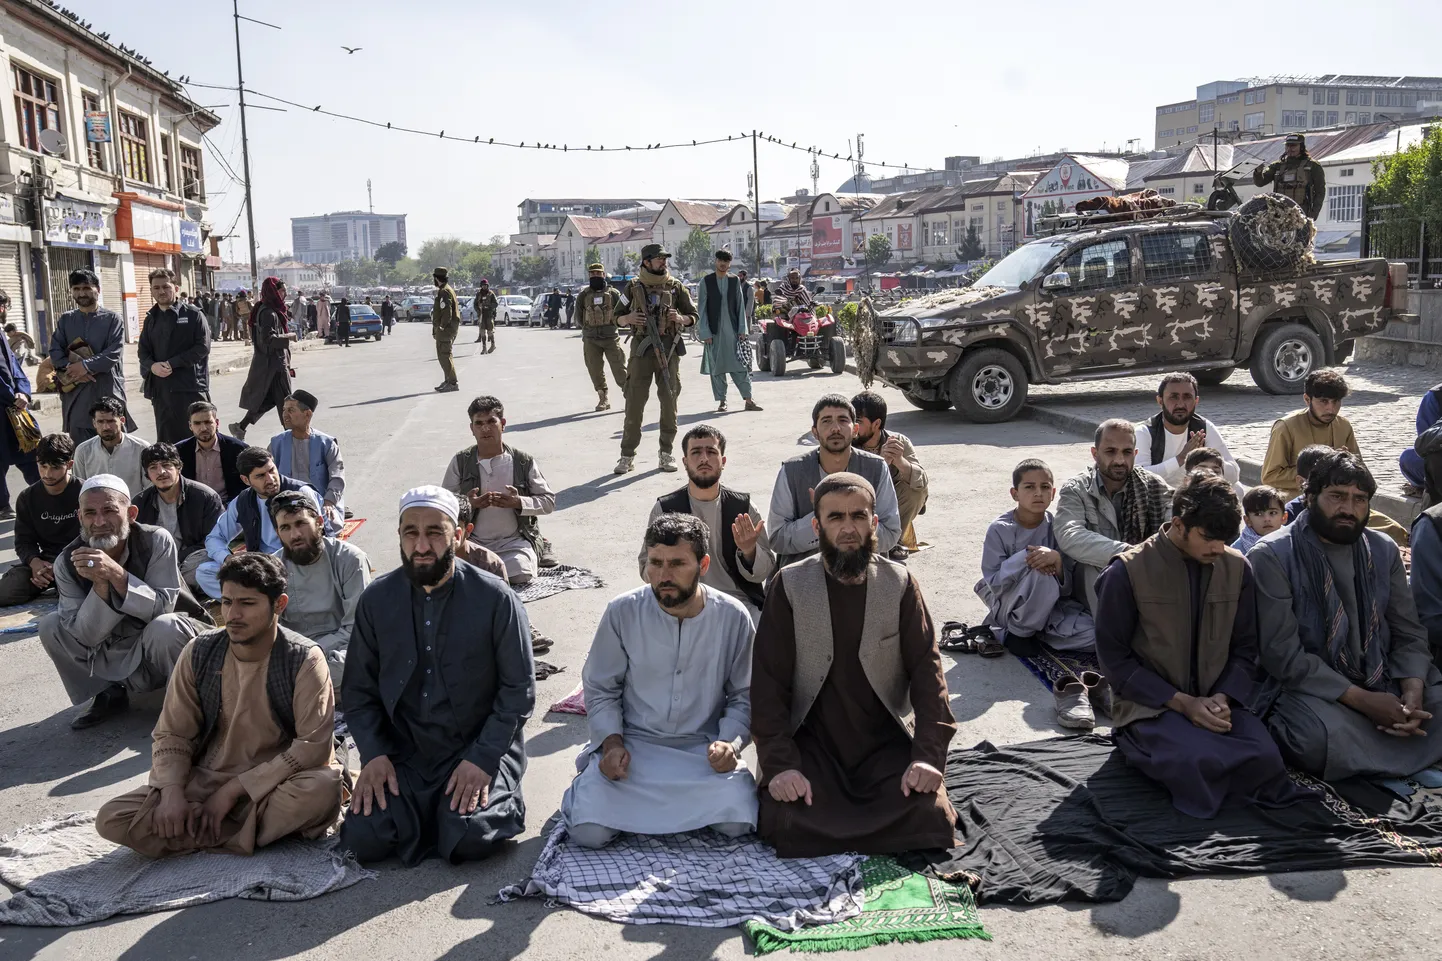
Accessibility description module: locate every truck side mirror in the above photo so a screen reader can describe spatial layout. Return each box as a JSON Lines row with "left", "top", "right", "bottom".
{"left": 1042, "top": 270, "right": 1072, "bottom": 292}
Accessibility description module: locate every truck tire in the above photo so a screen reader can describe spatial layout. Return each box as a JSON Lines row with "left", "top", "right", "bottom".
{"left": 769, "top": 338, "right": 787, "bottom": 377}
{"left": 1229, "top": 194, "right": 1317, "bottom": 272}
{"left": 754, "top": 338, "right": 767, "bottom": 372}
{"left": 1193, "top": 367, "right": 1233, "bottom": 386}
{"left": 948, "top": 348, "right": 1028, "bottom": 423}
{"left": 1251, "top": 322, "right": 1323, "bottom": 395}
{"left": 903, "top": 391, "right": 952, "bottom": 412}
{"left": 829, "top": 337, "right": 846, "bottom": 374}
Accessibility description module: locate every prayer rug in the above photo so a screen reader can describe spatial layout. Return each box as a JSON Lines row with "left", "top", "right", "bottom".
{"left": 922, "top": 734, "right": 1442, "bottom": 905}
{"left": 337, "top": 517, "right": 365, "bottom": 541}
{"left": 743, "top": 856, "right": 989, "bottom": 954}
{"left": 0, "top": 812, "right": 374, "bottom": 926}
{"left": 512, "top": 564, "right": 605, "bottom": 604}
{"left": 497, "top": 822, "right": 864, "bottom": 930}
{"left": 1013, "top": 646, "right": 1113, "bottom": 716}
{"left": 547, "top": 682, "right": 586, "bottom": 715}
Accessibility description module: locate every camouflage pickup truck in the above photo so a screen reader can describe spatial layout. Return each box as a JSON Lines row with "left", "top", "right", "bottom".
{"left": 870, "top": 212, "right": 1415, "bottom": 422}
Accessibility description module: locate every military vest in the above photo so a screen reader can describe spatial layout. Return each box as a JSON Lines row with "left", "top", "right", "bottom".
{"left": 1270, "top": 158, "right": 1318, "bottom": 208}
{"left": 577, "top": 287, "right": 622, "bottom": 341}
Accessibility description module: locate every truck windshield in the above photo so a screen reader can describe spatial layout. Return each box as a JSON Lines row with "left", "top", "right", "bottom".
{"left": 972, "top": 238, "right": 1072, "bottom": 290}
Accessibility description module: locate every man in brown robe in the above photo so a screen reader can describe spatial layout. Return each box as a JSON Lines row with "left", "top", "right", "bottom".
{"left": 96, "top": 553, "right": 342, "bottom": 857}
{"left": 751, "top": 472, "right": 956, "bottom": 858}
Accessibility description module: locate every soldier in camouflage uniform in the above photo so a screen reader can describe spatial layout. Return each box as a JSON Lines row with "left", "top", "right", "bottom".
{"left": 473, "top": 278, "right": 498, "bottom": 351}
{"left": 431, "top": 267, "right": 461, "bottom": 393}
{"left": 1253, "top": 134, "right": 1327, "bottom": 220}
{"left": 575, "top": 263, "right": 628, "bottom": 412}
{"left": 614, "top": 244, "right": 697, "bottom": 475}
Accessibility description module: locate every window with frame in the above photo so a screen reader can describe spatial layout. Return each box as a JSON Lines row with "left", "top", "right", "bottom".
{"left": 1313, "top": 110, "right": 1325, "bottom": 126}
{"left": 1060, "top": 238, "right": 1130, "bottom": 291}
{"left": 160, "top": 133, "right": 173, "bottom": 191}
{"left": 1358, "top": 112, "right": 1371, "bottom": 124}
{"left": 1199, "top": 102, "right": 1215, "bottom": 124}
{"left": 81, "top": 92, "right": 105, "bottom": 169}
{"left": 1187, "top": 125, "right": 1199, "bottom": 133}
{"left": 1228, "top": 120, "right": 1240, "bottom": 131}
{"left": 1327, "top": 111, "right": 1338, "bottom": 125}
{"left": 930, "top": 220, "right": 948, "bottom": 246}
{"left": 119, "top": 112, "right": 151, "bottom": 182}
{"left": 1345, "top": 112, "right": 1356, "bottom": 124}
{"left": 1140, "top": 230, "right": 1211, "bottom": 282}
{"left": 1328, "top": 184, "right": 1363, "bottom": 222}
{"left": 12, "top": 64, "right": 61, "bottom": 153}
{"left": 1358, "top": 90, "right": 1371, "bottom": 106}
{"left": 1160, "top": 128, "right": 1174, "bottom": 137}
{"left": 1340, "top": 168, "right": 1355, "bottom": 177}
{"left": 1327, "top": 89, "right": 1339, "bottom": 105}
{"left": 969, "top": 216, "right": 983, "bottom": 232}
{"left": 1314, "top": 90, "right": 1325, "bottom": 104}
{"left": 996, "top": 200, "right": 1005, "bottom": 211}
{"left": 1245, "top": 89, "right": 1265, "bottom": 105}
{"left": 1157, "top": 187, "right": 1176, "bottom": 196}
{"left": 1245, "top": 112, "right": 1265, "bottom": 130}
{"left": 1346, "top": 90, "right": 1358, "bottom": 105}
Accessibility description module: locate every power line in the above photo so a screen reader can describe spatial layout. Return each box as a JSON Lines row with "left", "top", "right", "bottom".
{"left": 178, "top": 79, "right": 939, "bottom": 172}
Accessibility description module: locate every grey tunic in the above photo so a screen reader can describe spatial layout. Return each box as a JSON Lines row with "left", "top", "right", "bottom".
{"left": 975, "top": 510, "right": 1094, "bottom": 650}
{"left": 696, "top": 273, "right": 750, "bottom": 376}
{"left": 1252, "top": 532, "right": 1442, "bottom": 780}
{"left": 562, "top": 585, "right": 758, "bottom": 835}
{"left": 49, "top": 307, "right": 135, "bottom": 440}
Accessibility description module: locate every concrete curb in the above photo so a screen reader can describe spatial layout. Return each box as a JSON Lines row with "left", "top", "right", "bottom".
{"left": 27, "top": 337, "right": 331, "bottom": 414}
{"left": 841, "top": 356, "right": 1422, "bottom": 523}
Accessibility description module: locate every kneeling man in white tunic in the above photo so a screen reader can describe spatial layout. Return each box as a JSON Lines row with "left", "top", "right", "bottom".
{"left": 563, "top": 512, "right": 757, "bottom": 847}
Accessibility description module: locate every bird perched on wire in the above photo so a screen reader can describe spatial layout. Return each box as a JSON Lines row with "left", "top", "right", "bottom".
{"left": 341, "top": 46, "right": 362, "bottom": 54}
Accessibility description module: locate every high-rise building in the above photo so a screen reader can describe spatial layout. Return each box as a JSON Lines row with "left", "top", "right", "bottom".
{"left": 1156, "top": 75, "right": 1442, "bottom": 148}
{"left": 291, "top": 211, "right": 407, "bottom": 263}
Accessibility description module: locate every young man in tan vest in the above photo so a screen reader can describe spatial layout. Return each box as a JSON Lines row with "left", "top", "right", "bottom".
{"left": 749, "top": 472, "right": 955, "bottom": 858}
{"left": 1094, "top": 473, "right": 1309, "bottom": 818}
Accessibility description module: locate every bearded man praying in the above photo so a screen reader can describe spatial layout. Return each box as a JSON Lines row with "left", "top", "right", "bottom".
{"left": 1251, "top": 451, "right": 1442, "bottom": 780}
{"left": 750, "top": 472, "right": 956, "bottom": 858}
{"left": 340, "top": 486, "right": 534, "bottom": 865}
{"left": 563, "top": 513, "right": 757, "bottom": 848}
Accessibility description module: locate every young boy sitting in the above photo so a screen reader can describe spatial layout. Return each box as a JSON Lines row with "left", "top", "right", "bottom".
{"left": 1231, "top": 485, "right": 1284, "bottom": 553}
{"left": 975, "top": 459, "right": 1095, "bottom": 658}
{"left": 1183, "top": 447, "right": 1226, "bottom": 477}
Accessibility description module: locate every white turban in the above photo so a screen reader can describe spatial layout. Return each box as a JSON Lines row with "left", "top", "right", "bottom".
{"left": 399, "top": 485, "right": 459, "bottom": 522}
{"left": 79, "top": 474, "right": 131, "bottom": 500}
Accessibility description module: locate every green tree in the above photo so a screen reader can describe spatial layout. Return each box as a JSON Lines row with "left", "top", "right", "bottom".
{"left": 417, "top": 236, "right": 478, "bottom": 271}
{"left": 458, "top": 249, "right": 494, "bottom": 285}
{"left": 514, "top": 255, "right": 555, "bottom": 285}
{"left": 957, "top": 224, "right": 986, "bottom": 260}
{"left": 386, "top": 257, "right": 427, "bottom": 286}
{"left": 678, "top": 227, "right": 714, "bottom": 277}
{"left": 865, "top": 233, "right": 893, "bottom": 271}
{"left": 374, "top": 240, "right": 407, "bottom": 266}
{"left": 617, "top": 251, "right": 639, "bottom": 276}
{"left": 584, "top": 245, "right": 602, "bottom": 269}
{"left": 1369, "top": 126, "right": 1442, "bottom": 256}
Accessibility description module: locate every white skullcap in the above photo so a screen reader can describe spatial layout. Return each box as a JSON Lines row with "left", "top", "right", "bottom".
{"left": 79, "top": 474, "right": 131, "bottom": 500}
{"left": 399, "top": 485, "right": 459, "bottom": 521}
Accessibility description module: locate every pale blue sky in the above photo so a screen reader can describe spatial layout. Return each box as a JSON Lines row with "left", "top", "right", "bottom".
{"left": 93, "top": 0, "right": 1442, "bottom": 257}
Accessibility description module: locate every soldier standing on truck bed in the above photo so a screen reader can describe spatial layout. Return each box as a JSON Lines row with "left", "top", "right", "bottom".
{"left": 1252, "top": 134, "right": 1327, "bottom": 220}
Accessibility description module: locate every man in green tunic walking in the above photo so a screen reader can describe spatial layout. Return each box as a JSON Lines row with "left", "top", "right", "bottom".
{"left": 697, "top": 251, "right": 762, "bottom": 414}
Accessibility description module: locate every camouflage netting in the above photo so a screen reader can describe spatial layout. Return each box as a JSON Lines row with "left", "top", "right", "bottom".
{"left": 851, "top": 298, "right": 880, "bottom": 387}
{"left": 1229, "top": 193, "right": 1316, "bottom": 272}
{"left": 901, "top": 285, "right": 1009, "bottom": 314}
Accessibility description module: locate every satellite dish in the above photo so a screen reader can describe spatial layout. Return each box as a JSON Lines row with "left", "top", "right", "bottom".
{"left": 38, "top": 129, "right": 67, "bottom": 156}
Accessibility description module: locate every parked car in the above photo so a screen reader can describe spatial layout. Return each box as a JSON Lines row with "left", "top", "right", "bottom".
{"left": 330, "top": 303, "right": 384, "bottom": 341}
{"left": 460, "top": 296, "right": 478, "bottom": 326}
{"left": 869, "top": 208, "right": 1418, "bottom": 422}
{"left": 498, "top": 295, "right": 532, "bottom": 326}
{"left": 401, "top": 296, "right": 434, "bottom": 321}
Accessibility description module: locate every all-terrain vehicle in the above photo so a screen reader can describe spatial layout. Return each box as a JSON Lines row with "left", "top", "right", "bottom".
{"left": 760, "top": 296, "right": 846, "bottom": 377}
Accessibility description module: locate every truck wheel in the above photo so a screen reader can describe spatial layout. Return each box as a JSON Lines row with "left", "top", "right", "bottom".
{"left": 754, "top": 338, "right": 768, "bottom": 373}
{"left": 948, "top": 348, "right": 1028, "bottom": 423}
{"left": 829, "top": 337, "right": 846, "bottom": 374}
{"left": 768, "top": 338, "right": 787, "bottom": 377}
{"left": 1251, "top": 322, "right": 1323, "bottom": 395}
{"left": 1193, "top": 367, "right": 1233, "bottom": 386}
{"left": 903, "top": 391, "right": 952, "bottom": 411}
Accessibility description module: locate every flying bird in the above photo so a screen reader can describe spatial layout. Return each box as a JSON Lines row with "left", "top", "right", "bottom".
{"left": 341, "top": 46, "right": 362, "bottom": 54}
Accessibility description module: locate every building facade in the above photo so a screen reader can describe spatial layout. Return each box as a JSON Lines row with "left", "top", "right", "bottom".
{"left": 516, "top": 198, "right": 659, "bottom": 235}
{"left": 1156, "top": 75, "right": 1442, "bottom": 148}
{"left": 0, "top": 0, "right": 220, "bottom": 343}
{"left": 291, "top": 211, "right": 407, "bottom": 264}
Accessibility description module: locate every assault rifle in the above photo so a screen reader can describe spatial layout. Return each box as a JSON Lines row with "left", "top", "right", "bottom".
{"left": 639, "top": 288, "right": 677, "bottom": 399}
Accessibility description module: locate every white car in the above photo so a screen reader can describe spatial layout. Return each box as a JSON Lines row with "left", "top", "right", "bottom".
{"left": 497, "top": 295, "right": 532, "bottom": 326}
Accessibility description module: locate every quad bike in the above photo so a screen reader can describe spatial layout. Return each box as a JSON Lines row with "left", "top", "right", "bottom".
{"left": 760, "top": 304, "right": 846, "bottom": 376}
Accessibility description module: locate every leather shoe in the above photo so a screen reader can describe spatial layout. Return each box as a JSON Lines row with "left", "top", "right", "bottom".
{"left": 71, "top": 684, "right": 129, "bottom": 729}
{"left": 1053, "top": 675, "right": 1096, "bottom": 731}
{"left": 1080, "top": 670, "right": 1112, "bottom": 718}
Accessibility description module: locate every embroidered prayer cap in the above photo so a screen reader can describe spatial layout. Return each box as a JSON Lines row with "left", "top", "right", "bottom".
{"left": 80, "top": 473, "right": 131, "bottom": 500}
{"left": 812, "top": 471, "right": 875, "bottom": 510}
{"left": 289, "top": 389, "right": 319, "bottom": 411}
{"left": 399, "top": 485, "right": 459, "bottom": 522}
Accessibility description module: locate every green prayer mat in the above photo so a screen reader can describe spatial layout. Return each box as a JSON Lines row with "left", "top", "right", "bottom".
{"left": 743, "top": 856, "right": 990, "bottom": 954}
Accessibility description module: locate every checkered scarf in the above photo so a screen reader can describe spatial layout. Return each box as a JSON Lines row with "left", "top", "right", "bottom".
{"left": 1290, "top": 509, "right": 1386, "bottom": 689}
{"left": 1116, "top": 467, "right": 1172, "bottom": 546}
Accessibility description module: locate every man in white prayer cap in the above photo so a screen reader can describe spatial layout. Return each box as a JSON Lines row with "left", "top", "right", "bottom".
{"left": 339, "top": 486, "right": 535, "bottom": 865}
{"left": 38, "top": 474, "right": 211, "bottom": 729}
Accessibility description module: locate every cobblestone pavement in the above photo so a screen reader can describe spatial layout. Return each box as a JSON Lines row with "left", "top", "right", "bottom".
{"left": 1026, "top": 359, "right": 1438, "bottom": 500}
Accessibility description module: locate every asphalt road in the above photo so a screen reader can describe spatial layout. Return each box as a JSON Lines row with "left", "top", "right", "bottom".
{"left": 2, "top": 323, "right": 1438, "bottom": 960}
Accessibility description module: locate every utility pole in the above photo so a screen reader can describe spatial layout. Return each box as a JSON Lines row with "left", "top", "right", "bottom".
{"left": 367, "top": 178, "right": 373, "bottom": 213}
{"left": 752, "top": 130, "right": 761, "bottom": 278}
{"left": 810, "top": 152, "right": 820, "bottom": 197}
{"left": 232, "top": 1, "right": 279, "bottom": 293}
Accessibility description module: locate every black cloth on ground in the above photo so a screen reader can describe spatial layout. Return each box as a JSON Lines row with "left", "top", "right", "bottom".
{"left": 912, "top": 734, "right": 1442, "bottom": 904}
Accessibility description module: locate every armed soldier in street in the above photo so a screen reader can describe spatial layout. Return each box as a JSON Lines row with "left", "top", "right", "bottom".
{"left": 575, "top": 263, "right": 629, "bottom": 413}
{"left": 473, "top": 278, "right": 499, "bottom": 352}
{"left": 1252, "top": 134, "right": 1327, "bottom": 220}
{"left": 431, "top": 267, "right": 462, "bottom": 393}
{"left": 614, "top": 244, "right": 697, "bottom": 475}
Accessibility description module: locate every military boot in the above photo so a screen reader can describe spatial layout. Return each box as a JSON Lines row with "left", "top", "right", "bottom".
{"left": 595, "top": 392, "right": 610, "bottom": 412}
